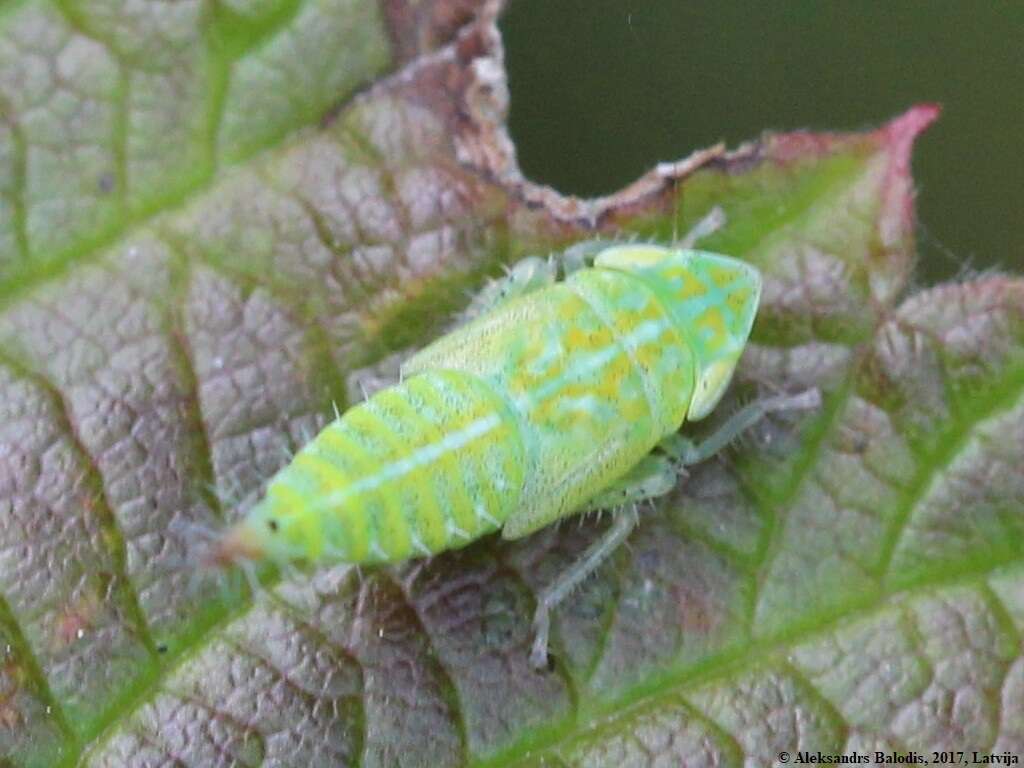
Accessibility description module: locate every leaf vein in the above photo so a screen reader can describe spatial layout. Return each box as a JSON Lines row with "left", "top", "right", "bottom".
{"left": 0, "top": 348, "right": 159, "bottom": 663}
{"left": 875, "top": 365, "right": 1024, "bottom": 582}
{"left": 0, "top": 590, "right": 77, "bottom": 751}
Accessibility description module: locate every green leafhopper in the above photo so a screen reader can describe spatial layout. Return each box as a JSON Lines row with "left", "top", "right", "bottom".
{"left": 198, "top": 228, "right": 819, "bottom": 666}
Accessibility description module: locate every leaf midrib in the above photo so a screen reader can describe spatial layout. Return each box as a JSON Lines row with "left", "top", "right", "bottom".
{"left": 479, "top": 555, "right": 1024, "bottom": 768}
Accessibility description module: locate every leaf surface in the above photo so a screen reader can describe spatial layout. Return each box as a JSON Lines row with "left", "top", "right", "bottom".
{"left": 0, "top": 2, "right": 1021, "bottom": 767}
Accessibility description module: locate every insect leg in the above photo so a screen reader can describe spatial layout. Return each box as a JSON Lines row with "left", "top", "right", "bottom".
{"left": 530, "top": 504, "right": 639, "bottom": 669}
{"left": 661, "top": 388, "right": 822, "bottom": 467}
{"left": 559, "top": 239, "right": 617, "bottom": 273}
{"left": 527, "top": 448, "right": 701, "bottom": 668}
{"left": 578, "top": 454, "right": 678, "bottom": 512}
{"left": 676, "top": 206, "right": 727, "bottom": 249}
{"left": 461, "top": 237, "right": 629, "bottom": 323}
{"left": 461, "top": 255, "right": 559, "bottom": 321}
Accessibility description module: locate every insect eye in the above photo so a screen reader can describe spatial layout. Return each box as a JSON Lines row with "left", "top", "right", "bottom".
{"left": 267, "top": 519, "right": 279, "bottom": 532}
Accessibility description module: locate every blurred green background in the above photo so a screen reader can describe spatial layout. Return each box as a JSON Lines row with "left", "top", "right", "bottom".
{"left": 501, "top": 1, "right": 1022, "bottom": 284}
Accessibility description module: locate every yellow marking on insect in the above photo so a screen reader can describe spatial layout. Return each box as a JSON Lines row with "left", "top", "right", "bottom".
{"left": 727, "top": 285, "right": 756, "bottom": 316}
{"left": 706, "top": 262, "right": 740, "bottom": 289}
{"left": 293, "top": 451, "right": 349, "bottom": 492}
{"left": 661, "top": 263, "right": 707, "bottom": 300}
{"left": 695, "top": 306, "right": 728, "bottom": 350}
{"left": 314, "top": 427, "right": 377, "bottom": 561}
{"left": 377, "top": 386, "right": 474, "bottom": 545}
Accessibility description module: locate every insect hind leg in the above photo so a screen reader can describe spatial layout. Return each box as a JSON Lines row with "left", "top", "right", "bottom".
{"left": 530, "top": 504, "right": 640, "bottom": 669}
{"left": 578, "top": 454, "right": 679, "bottom": 512}
{"left": 528, "top": 453, "right": 686, "bottom": 669}
{"left": 528, "top": 387, "right": 821, "bottom": 669}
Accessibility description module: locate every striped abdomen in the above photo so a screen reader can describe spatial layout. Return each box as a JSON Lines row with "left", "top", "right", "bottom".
{"left": 261, "top": 370, "right": 526, "bottom": 564}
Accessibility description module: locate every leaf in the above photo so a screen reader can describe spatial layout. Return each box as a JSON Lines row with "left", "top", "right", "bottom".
{"left": 0, "top": 1, "right": 1020, "bottom": 767}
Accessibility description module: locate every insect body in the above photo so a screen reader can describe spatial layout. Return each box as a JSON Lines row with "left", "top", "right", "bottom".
{"left": 206, "top": 239, "right": 811, "bottom": 666}
{"left": 217, "top": 245, "right": 761, "bottom": 569}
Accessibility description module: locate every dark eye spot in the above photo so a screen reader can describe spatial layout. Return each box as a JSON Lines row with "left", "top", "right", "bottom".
{"left": 268, "top": 519, "right": 279, "bottom": 532}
